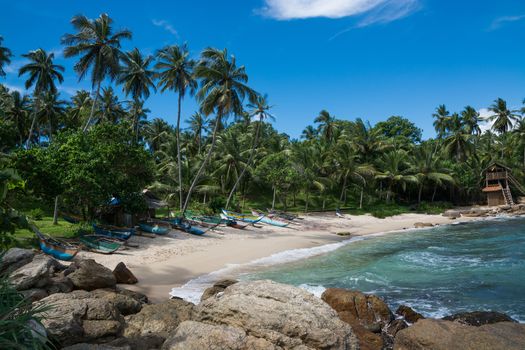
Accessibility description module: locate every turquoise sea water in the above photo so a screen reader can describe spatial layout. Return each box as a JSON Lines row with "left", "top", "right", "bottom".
{"left": 244, "top": 217, "right": 525, "bottom": 321}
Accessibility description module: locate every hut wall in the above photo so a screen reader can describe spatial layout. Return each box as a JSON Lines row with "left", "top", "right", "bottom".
{"left": 487, "top": 192, "right": 505, "bottom": 206}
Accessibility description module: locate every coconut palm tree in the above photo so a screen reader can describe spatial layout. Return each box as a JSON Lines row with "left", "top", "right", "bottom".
{"left": 144, "top": 118, "right": 172, "bottom": 154}
{"left": 5, "top": 91, "right": 31, "bottom": 145}
{"left": 443, "top": 113, "right": 472, "bottom": 161}
{"left": 350, "top": 118, "right": 389, "bottom": 163}
{"left": 488, "top": 98, "right": 519, "bottom": 134}
{"left": 126, "top": 99, "right": 150, "bottom": 139}
{"left": 155, "top": 44, "right": 197, "bottom": 210}
{"left": 118, "top": 48, "right": 156, "bottom": 139}
{"left": 315, "top": 110, "right": 336, "bottom": 142}
{"left": 301, "top": 125, "right": 317, "bottom": 140}
{"left": 37, "top": 91, "right": 66, "bottom": 140}
{"left": 98, "top": 87, "right": 125, "bottom": 124}
{"left": 62, "top": 13, "right": 132, "bottom": 132}
{"left": 432, "top": 104, "right": 450, "bottom": 138}
{"left": 461, "top": 106, "right": 481, "bottom": 136}
{"left": 18, "top": 49, "right": 64, "bottom": 147}
{"left": 66, "top": 90, "right": 92, "bottom": 130}
{"left": 375, "top": 150, "right": 417, "bottom": 203}
{"left": 225, "top": 94, "right": 273, "bottom": 208}
{"left": 513, "top": 117, "right": 525, "bottom": 168}
{"left": 182, "top": 47, "right": 257, "bottom": 214}
{"left": 186, "top": 112, "right": 208, "bottom": 155}
{"left": 0, "top": 36, "right": 12, "bottom": 77}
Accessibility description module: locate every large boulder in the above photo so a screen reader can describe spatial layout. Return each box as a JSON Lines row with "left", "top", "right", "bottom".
{"left": 442, "top": 311, "right": 517, "bottom": 326}
{"left": 9, "top": 254, "right": 62, "bottom": 290}
{"left": 395, "top": 305, "right": 425, "bottom": 324}
{"left": 37, "top": 290, "right": 125, "bottom": 346}
{"left": 113, "top": 262, "right": 138, "bottom": 285}
{"left": 0, "top": 247, "right": 35, "bottom": 273}
{"left": 66, "top": 259, "right": 116, "bottom": 291}
{"left": 442, "top": 210, "right": 461, "bottom": 219}
{"left": 162, "top": 321, "right": 276, "bottom": 350}
{"left": 123, "top": 299, "right": 194, "bottom": 340}
{"left": 394, "top": 319, "right": 525, "bottom": 350}
{"left": 91, "top": 289, "right": 143, "bottom": 316}
{"left": 200, "top": 279, "right": 238, "bottom": 301}
{"left": 193, "top": 280, "right": 359, "bottom": 350}
{"left": 46, "top": 275, "right": 74, "bottom": 294}
{"left": 20, "top": 288, "right": 49, "bottom": 302}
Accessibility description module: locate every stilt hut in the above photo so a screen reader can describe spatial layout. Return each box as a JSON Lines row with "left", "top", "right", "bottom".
{"left": 142, "top": 189, "right": 168, "bottom": 219}
{"left": 482, "top": 162, "right": 518, "bottom": 206}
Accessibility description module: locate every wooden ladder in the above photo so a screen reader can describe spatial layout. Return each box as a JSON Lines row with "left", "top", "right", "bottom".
{"left": 502, "top": 186, "right": 515, "bottom": 206}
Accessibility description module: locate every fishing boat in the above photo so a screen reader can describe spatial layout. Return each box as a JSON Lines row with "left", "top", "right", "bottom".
{"left": 221, "top": 209, "right": 264, "bottom": 224}
{"left": 138, "top": 222, "right": 170, "bottom": 235}
{"left": 164, "top": 218, "right": 206, "bottom": 236}
{"left": 266, "top": 209, "right": 300, "bottom": 221}
{"left": 251, "top": 209, "right": 290, "bottom": 227}
{"left": 219, "top": 214, "right": 249, "bottom": 229}
{"left": 93, "top": 224, "right": 134, "bottom": 241}
{"left": 79, "top": 235, "right": 122, "bottom": 254}
{"left": 32, "top": 225, "right": 79, "bottom": 261}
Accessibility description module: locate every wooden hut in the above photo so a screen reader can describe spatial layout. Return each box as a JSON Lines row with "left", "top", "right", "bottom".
{"left": 142, "top": 189, "right": 168, "bottom": 218}
{"left": 482, "top": 162, "right": 515, "bottom": 206}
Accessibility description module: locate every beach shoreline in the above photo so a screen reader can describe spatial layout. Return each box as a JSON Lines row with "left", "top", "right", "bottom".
{"left": 77, "top": 212, "right": 484, "bottom": 303}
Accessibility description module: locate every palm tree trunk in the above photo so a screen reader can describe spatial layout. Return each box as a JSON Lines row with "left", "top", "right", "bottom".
{"left": 182, "top": 112, "right": 222, "bottom": 215}
{"left": 359, "top": 187, "right": 364, "bottom": 209}
{"left": 83, "top": 81, "right": 101, "bottom": 133}
{"left": 225, "top": 119, "right": 262, "bottom": 209}
{"left": 432, "top": 184, "right": 437, "bottom": 203}
{"left": 25, "top": 95, "right": 39, "bottom": 148}
{"left": 339, "top": 175, "right": 347, "bottom": 203}
{"left": 53, "top": 195, "right": 59, "bottom": 225}
{"left": 418, "top": 184, "right": 423, "bottom": 207}
{"left": 305, "top": 191, "right": 309, "bottom": 213}
{"left": 176, "top": 94, "right": 183, "bottom": 211}
{"left": 272, "top": 186, "right": 276, "bottom": 210}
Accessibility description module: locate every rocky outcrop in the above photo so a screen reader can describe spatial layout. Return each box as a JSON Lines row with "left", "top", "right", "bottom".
{"left": 123, "top": 299, "right": 193, "bottom": 340}
{"left": 0, "top": 247, "right": 35, "bottom": 273}
{"left": 414, "top": 223, "right": 434, "bottom": 228}
{"left": 442, "top": 311, "right": 517, "bottom": 326}
{"left": 442, "top": 210, "right": 461, "bottom": 219}
{"left": 113, "top": 263, "right": 138, "bottom": 285}
{"left": 66, "top": 259, "right": 117, "bottom": 291}
{"left": 91, "top": 289, "right": 143, "bottom": 316}
{"left": 396, "top": 305, "right": 425, "bottom": 324}
{"left": 200, "top": 279, "right": 238, "bottom": 301}
{"left": 321, "top": 288, "right": 394, "bottom": 350}
{"left": 10, "top": 254, "right": 62, "bottom": 290}
{"left": 192, "top": 280, "right": 359, "bottom": 350}
{"left": 394, "top": 319, "right": 525, "bottom": 350}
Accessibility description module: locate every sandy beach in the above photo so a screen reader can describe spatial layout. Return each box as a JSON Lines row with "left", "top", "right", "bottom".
{"left": 78, "top": 213, "right": 477, "bottom": 302}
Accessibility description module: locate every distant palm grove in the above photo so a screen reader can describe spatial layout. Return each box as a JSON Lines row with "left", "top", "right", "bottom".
{"left": 2, "top": 14, "right": 525, "bottom": 232}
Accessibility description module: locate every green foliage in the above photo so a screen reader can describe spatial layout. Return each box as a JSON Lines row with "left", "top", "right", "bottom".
{"left": 1, "top": 165, "right": 28, "bottom": 249}
{"left": 28, "top": 208, "right": 44, "bottom": 221}
{"left": 374, "top": 116, "right": 422, "bottom": 145}
{"left": 208, "top": 196, "right": 226, "bottom": 213}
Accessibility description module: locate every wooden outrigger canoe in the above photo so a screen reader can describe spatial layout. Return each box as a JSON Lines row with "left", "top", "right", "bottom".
{"left": 138, "top": 223, "right": 170, "bottom": 235}
{"left": 93, "top": 224, "right": 134, "bottom": 241}
{"left": 221, "top": 209, "right": 264, "bottom": 224}
{"left": 32, "top": 225, "right": 79, "bottom": 261}
{"left": 79, "top": 234, "right": 122, "bottom": 254}
{"left": 162, "top": 218, "right": 206, "bottom": 236}
{"left": 250, "top": 210, "right": 290, "bottom": 227}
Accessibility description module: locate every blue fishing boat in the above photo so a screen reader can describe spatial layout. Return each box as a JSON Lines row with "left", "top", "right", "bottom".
{"left": 165, "top": 218, "right": 206, "bottom": 236}
{"left": 250, "top": 210, "right": 289, "bottom": 227}
{"left": 221, "top": 209, "right": 264, "bottom": 224}
{"left": 93, "top": 224, "right": 134, "bottom": 241}
{"left": 32, "top": 225, "right": 79, "bottom": 261}
{"left": 138, "top": 223, "right": 170, "bottom": 235}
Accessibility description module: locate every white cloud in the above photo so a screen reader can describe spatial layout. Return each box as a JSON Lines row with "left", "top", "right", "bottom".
{"left": 478, "top": 108, "right": 494, "bottom": 134}
{"left": 489, "top": 15, "right": 525, "bottom": 31}
{"left": 4, "top": 84, "right": 25, "bottom": 93}
{"left": 152, "top": 19, "right": 179, "bottom": 37}
{"left": 259, "top": 0, "right": 419, "bottom": 24}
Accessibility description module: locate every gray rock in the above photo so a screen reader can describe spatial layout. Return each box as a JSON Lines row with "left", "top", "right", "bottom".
{"left": 442, "top": 210, "right": 461, "bottom": 218}
{"left": 116, "top": 287, "right": 149, "bottom": 305}
{"left": 396, "top": 305, "right": 425, "bottom": 324}
{"left": 62, "top": 344, "right": 130, "bottom": 350}
{"left": 91, "top": 289, "right": 143, "bottom": 316}
{"left": 67, "top": 259, "right": 116, "bottom": 291}
{"left": 10, "top": 254, "right": 61, "bottom": 290}
{"left": 200, "top": 279, "right": 238, "bottom": 301}
{"left": 442, "top": 311, "right": 517, "bottom": 326}
{"left": 0, "top": 247, "right": 35, "bottom": 273}
{"left": 20, "top": 288, "right": 48, "bottom": 302}
{"left": 394, "top": 319, "right": 525, "bottom": 350}
{"left": 113, "top": 262, "right": 138, "bottom": 284}
{"left": 194, "top": 280, "right": 358, "bottom": 350}
{"left": 46, "top": 275, "right": 74, "bottom": 294}
{"left": 123, "top": 299, "right": 193, "bottom": 339}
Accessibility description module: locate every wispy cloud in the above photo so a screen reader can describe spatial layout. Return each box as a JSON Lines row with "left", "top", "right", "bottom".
{"left": 152, "top": 19, "right": 179, "bottom": 37}
{"left": 258, "top": 0, "right": 419, "bottom": 23}
{"left": 478, "top": 108, "right": 494, "bottom": 134}
{"left": 488, "top": 15, "right": 525, "bottom": 31}
{"left": 4, "top": 59, "right": 28, "bottom": 74}
{"left": 4, "top": 84, "right": 25, "bottom": 93}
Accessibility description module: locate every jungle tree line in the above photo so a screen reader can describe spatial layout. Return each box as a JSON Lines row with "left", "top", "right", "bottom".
{"left": 1, "top": 14, "right": 525, "bottom": 220}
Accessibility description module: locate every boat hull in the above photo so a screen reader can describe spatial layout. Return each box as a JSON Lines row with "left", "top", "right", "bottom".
{"left": 221, "top": 210, "right": 263, "bottom": 224}
{"left": 38, "top": 239, "right": 78, "bottom": 261}
{"left": 79, "top": 235, "right": 121, "bottom": 254}
{"left": 93, "top": 224, "right": 134, "bottom": 240}
{"left": 138, "top": 223, "right": 170, "bottom": 235}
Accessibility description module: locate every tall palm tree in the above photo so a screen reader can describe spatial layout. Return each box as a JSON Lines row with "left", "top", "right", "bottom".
{"left": 443, "top": 113, "right": 472, "bottom": 161}
{"left": 66, "top": 90, "right": 92, "bottom": 130}
{"left": 301, "top": 125, "right": 317, "bottom": 140}
{"left": 0, "top": 36, "right": 13, "bottom": 77}
{"left": 513, "top": 117, "right": 525, "bottom": 168}
{"left": 126, "top": 99, "right": 150, "bottom": 139}
{"left": 488, "top": 98, "right": 519, "bottom": 134}
{"left": 18, "top": 49, "right": 64, "bottom": 147}
{"left": 375, "top": 150, "right": 417, "bottom": 203}
{"left": 118, "top": 48, "right": 156, "bottom": 139}
{"left": 314, "top": 110, "right": 336, "bottom": 142}
{"left": 186, "top": 112, "right": 208, "bottom": 155}
{"left": 144, "top": 118, "right": 172, "bottom": 154}
{"left": 432, "top": 104, "right": 450, "bottom": 138}
{"left": 155, "top": 44, "right": 197, "bottom": 210}
{"left": 225, "top": 94, "right": 273, "bottom": 208}
{"left": 461, "top": 106, "right": 481, "bottom": 136}
{"left": 37, "top": 91, "right": 66, "bottom": 140}
{"left": 182, "top": 47, "right": 257, "bottom": 214}
{"left": 98, "top": 87, "right": 125, "bottom": 124}
{"left": 62, "top": 13, "right": 132, "bottom": 132}
{"left": 5, "top": 91, "right": 31, "bottom": 145}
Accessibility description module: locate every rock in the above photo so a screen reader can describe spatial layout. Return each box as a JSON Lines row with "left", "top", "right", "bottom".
{"left": 37, "top": 290, "right": 124, "bottom": 346}
{"left": 442, "top": 210, "right": 461, "bottom": 218}
{"left": 62, "top": 344, "right": 129, "bottom": 350}
{"left": 67, "top": 259, "right": 116, "bottom": 291}
{"left": 20, "top": 288, "right": 49, "bottom": 302}
{"left": 414, "top": 222, "right": 434, "bottom": 228}
{"left": 46, "top": 275, "right": 74, "bottom": 294}
{"left": 9, "top": 254, "right": 62, "bottom": 290}
{"left": 322, "top": 288, "right": 394, "bottom": 330}
{"left": 194, "top": 280, "right": 359, "bottom": 350}
{"left": 442, "top": 311, "right": 517, "bottom": 326}
{"left": 394, "top": 319, "right": 525, "bottom": 350}
{"left": 108, "top": 335, "right": 165, "bottom": 350}
{"left": 113, "top": 262, "right": 138, "bottom": 285}
{"left": 91, "top": 289, "right": 143, "bottom": 316}
{"left": 117, "top": 287, "right": 149, "bottom": 304}
{"left": 162, "top": 321, "right": 276, "bottom": 350}
{"left": 386, "top": 319, "right": 408, "bottom": 337}
{"left": 396, "top": 305, "right": 425, "bottom": 324}
{"left": 200, "top": 279, "right": 238, "bottom": 301}
{"left": 0, "top": 247, "right": 35, "bottom": 273}
{"left": 123, "top": 299, "right": 193, "bottom": 340}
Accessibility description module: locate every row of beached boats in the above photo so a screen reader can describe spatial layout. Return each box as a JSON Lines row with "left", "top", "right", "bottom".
{"left": 33, "top": 209, "right": 302, "bottom": 261}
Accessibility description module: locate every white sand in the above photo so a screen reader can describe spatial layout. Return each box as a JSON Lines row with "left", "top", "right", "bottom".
{"left": 79, "top": 213, "right": 476, "bottom": 302}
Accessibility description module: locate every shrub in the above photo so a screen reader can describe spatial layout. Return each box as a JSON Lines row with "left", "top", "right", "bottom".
{"left": 28, "top": 209, "right": 44, "bottom": 221}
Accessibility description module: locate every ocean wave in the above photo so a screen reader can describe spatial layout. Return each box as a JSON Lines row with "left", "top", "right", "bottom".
{"left": 298, "top": 284, "right": 326, "bottom": 298}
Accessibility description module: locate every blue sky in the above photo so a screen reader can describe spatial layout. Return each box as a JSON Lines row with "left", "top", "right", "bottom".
{"left": 1, "top": 0, "right": 525, "bottom": 139}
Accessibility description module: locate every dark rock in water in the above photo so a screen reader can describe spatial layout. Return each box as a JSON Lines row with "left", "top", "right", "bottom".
{"left": 123, "top": 299, "right": 194, "bottom": 340}
{"left": 442, "top": 311, "right": 518, "bottom": 326}
{"left": 192, "top": 280, "right": 359, "bottom": 350}
{"left": 20, "top": 287, "right": 49, "bottom": 302}
{"left": 396, "top": 305, "right": 425, "bottom": 324}
{"left": 67, "top": 259, "right": 116, "bottom": 291}
{"left": 0, "top": 247, "right": 35, "bottom": 273}
{"left": 113, "top": 262, "right": 138, "bottom": 285}
{"left": 394, "top": 319, "right": 525, "bottom": 350}
{"left": 10, "top": 254, "right": 62, "bottom": 290}
{"left": 200, "top": 279, "right": 238, "bottom": 301}
{"left": 386, "top": 319, "right": 408, "bottom": 337}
